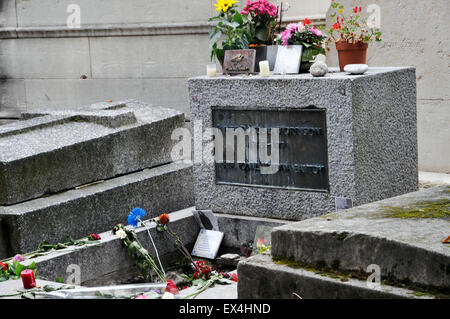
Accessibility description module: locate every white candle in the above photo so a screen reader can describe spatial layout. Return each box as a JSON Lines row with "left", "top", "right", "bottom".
{"left": 259, "top": 60, "right": 270, "bottom": 77}
{"left": 207, "top": 63, "right": 217, "bottom": 77}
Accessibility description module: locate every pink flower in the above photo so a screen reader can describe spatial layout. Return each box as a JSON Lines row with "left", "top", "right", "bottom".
{"left": 136, "top": 294, "right": 147, "bottom": 299}
{"left": 280, "top": 23, "right": 298, "bottom": 46}
{"left": 310, "top": 26, "right": 323, "bottom": 37}
{"left": 13, "top": 254, "right": 24, "bottom": 262}
{"left": 241, "top": 0, "right": 278, "bottom": 17}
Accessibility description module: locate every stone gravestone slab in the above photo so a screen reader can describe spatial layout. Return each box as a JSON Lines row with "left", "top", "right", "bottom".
{"left": 188, "top": 67, "right": 418, "bottom": 220}
{"left": 0, "top": 99, "right": 184, "bottom": 205}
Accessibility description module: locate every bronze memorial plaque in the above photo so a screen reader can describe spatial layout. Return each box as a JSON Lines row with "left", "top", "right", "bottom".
{"left": 212, "top": 108, "right": 329, "bottom": 192}
{"left": 223, "top": 49, "right": 256, "bottom": 75}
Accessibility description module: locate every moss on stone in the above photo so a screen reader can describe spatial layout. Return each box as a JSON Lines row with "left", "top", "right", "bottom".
{"left": 272, "top": 257, "right": 450, "bottom": 299}
{"left": 336, "top": 232, "right": 349, "bottom": 240}
{"left": 272, "top": 257, "right": 367, "bottom": 283}
{"left": 380, "top": 199, "right": 450, "bottom": 219}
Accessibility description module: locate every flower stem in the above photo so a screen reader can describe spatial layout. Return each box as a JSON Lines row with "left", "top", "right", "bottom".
{"left": 138, "top": 218, "right": 166, "bottom": 281}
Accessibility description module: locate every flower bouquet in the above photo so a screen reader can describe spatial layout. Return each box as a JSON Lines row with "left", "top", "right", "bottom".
{"left": 275, "top": 18, "right": 326, "bottom": 73}
{"left": 209, "top": 0, "right": 252, "bottom": 66}
{"left": 327, "top": 1, "right": 382, "bottom": 71}
{"left": 180, "top": 260, "right": 236, "bottom": 299}
{"left": 240, "top": 0, "right": 279, "bottom": 71}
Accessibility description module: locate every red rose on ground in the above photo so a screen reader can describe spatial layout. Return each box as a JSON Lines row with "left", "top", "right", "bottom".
{"left": 166, "top": 279, "right": 179, "bottom": 295}
{"left": 231, "top": 273, "right": 238, "bottom": 282}
{"left": 0, "top": 262, "right": 7, "bottom": 271}
{"left": 158, "top": 214, "right": 170, "bottom": 225}
{"left": 89, "top": 233, "right": 101, "bottom": 241}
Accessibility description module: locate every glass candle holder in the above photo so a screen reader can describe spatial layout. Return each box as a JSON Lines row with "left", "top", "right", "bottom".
{"left": 206, "top": 63, "right": 217, "bottom": 77}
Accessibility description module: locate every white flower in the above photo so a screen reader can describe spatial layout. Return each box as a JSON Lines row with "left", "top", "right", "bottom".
{"left": 162, "top": 292, "right": 175, "bottom": 299}
{"left": 297, "top": 22, "right": 306, "bottom": 33}
{"left": 115, "top": 229, "right": 127, "bottom": 239}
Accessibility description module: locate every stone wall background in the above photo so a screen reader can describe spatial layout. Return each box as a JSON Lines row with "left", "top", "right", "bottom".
{"left": 0, "top": 0, "right": 328, "bottom": 116}
{"left": 0, "top": 0, "right": 448, "bottom": 172}
{"left": 325, "top": 0, "right": 449, "bottom": 173}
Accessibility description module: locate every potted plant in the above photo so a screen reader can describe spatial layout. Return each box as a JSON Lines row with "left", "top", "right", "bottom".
{"left": 327, "top": 1, "right": 382, "bottom": 71}
{"left": 275, "top": 19, "right": 326, "bottom": 73}
{"left": 209, "top": 0, "right": 252, "bottom": 69}
{"left": 240, "top": 0, "right": 279, "bottom": 71}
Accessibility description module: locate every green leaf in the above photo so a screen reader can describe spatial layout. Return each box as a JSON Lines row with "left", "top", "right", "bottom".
{"left": 209, "top": 28, "right": 223, "bottom": 49}
{"left": 301, "top": 48, "right": 316, "bottom": 62}
{"left": 15, "top": 263, "right": 26, "bottom": 277}
{"left": 27, "top": 262, "right": 36, "bottom": 270}
{"left": 44, "top": 285, "right": 56, "bottom": 292}
{"left": 233, "top": 12, "right": 243, "bottom": 25}
{"left": 255, "top": 28, "right": 269, "bottom": 42}
{"left": 222, "top": 21, "right": 240, "bottom": 29}
{"left": 56, "top": 277, "right": 64, "bottom": 283}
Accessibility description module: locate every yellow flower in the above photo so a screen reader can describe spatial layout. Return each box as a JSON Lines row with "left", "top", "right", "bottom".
{"left": 338, "top": 8, "right": 344, "bottom": 14}
{"left": 214, "top": 0, "right": 238, "bottom": 13}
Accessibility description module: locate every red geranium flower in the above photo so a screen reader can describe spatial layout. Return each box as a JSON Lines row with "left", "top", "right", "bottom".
{"left": 353, "top": 6, "right": 358, "bottom": 13}
{"left": 359, "top": 6, "right": 362, "bottom": 12}
{"left": 231, "top": 273, "right": 238, "bottom": 282}
{"left": 303, "top": 18, "right": 311, "bottom": 25}
{"left": 333, "top": 22, "right": 342, "bottom": 30}
{"left": 0, "top": 262, "right": 7, "bottom": 271}
{"left": 166, "top": 279, "right": 179, "bottom": 295}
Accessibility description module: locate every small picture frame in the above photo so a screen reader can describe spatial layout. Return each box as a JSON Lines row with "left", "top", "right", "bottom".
{"left": 223, "top": 49, "right": 256, "bottom": 75}
{"left": 274, "top": 45, "right": 303, "bottom": 74}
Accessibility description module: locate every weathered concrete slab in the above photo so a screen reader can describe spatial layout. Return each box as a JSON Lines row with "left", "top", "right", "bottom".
{"left": 4, "top": 208, "right": 280, "bottom": 288}
{"left": 238, "top": 254, "right": 433, "bottom": 299}
{"left": 271, "top": 186, "right": 450, "bottom": 292}
{"left": 217, "top": 213, "right": 290, "bottom": 249}
{"left": 0, "top": 99, "right": 184, "bottom": 205}
{"left": 189, "top": 67, "right": 418, "bottom": 220}
{"left": 0, "top": 161, "right": 193, "bottom": 258}
{"left": 15, "top": 208, "right": 200, "bottom": 286}
{"left": 0, "top": 279, "right": 74, "bottom": 299}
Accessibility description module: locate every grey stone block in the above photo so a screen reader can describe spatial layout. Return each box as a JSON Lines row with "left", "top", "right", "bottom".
{"left": 217, "top": 213, "right": 290, "bottom": 249}
{"left": 0, "top": 279, "right": 75, "bottom": 299}
{"left": 237, "top": 254, "right": 432, "bottom": 299}
{"left": 18, "top": 208, "right": 200, "bottom": 286}
{"left": 0, "top": 161, "right": 194, "bottom": 258}
{"left": 188, "top": 67, "right": 418, "bottom": 220}
{"left": 0, "top": 99, "right": 184, "bottom": 205}
{"left": 271, "top": 186, "right": 450, "bottom": 292}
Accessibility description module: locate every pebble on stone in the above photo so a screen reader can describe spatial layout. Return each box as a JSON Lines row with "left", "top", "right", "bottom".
{"left": 309, "top": 61, "right": 328, "bottom": 77}
{"left": 344, "top": 64, "right": 369, "bottom": 75}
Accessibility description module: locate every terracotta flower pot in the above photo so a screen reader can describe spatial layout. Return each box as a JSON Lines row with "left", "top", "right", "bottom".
{"left": 335, "top": 41, "right": 368, "bottom": 72}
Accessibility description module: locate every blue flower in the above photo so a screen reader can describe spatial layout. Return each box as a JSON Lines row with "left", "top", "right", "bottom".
{"left": 128, "top": 207, "right": 146, "bottom": 227}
